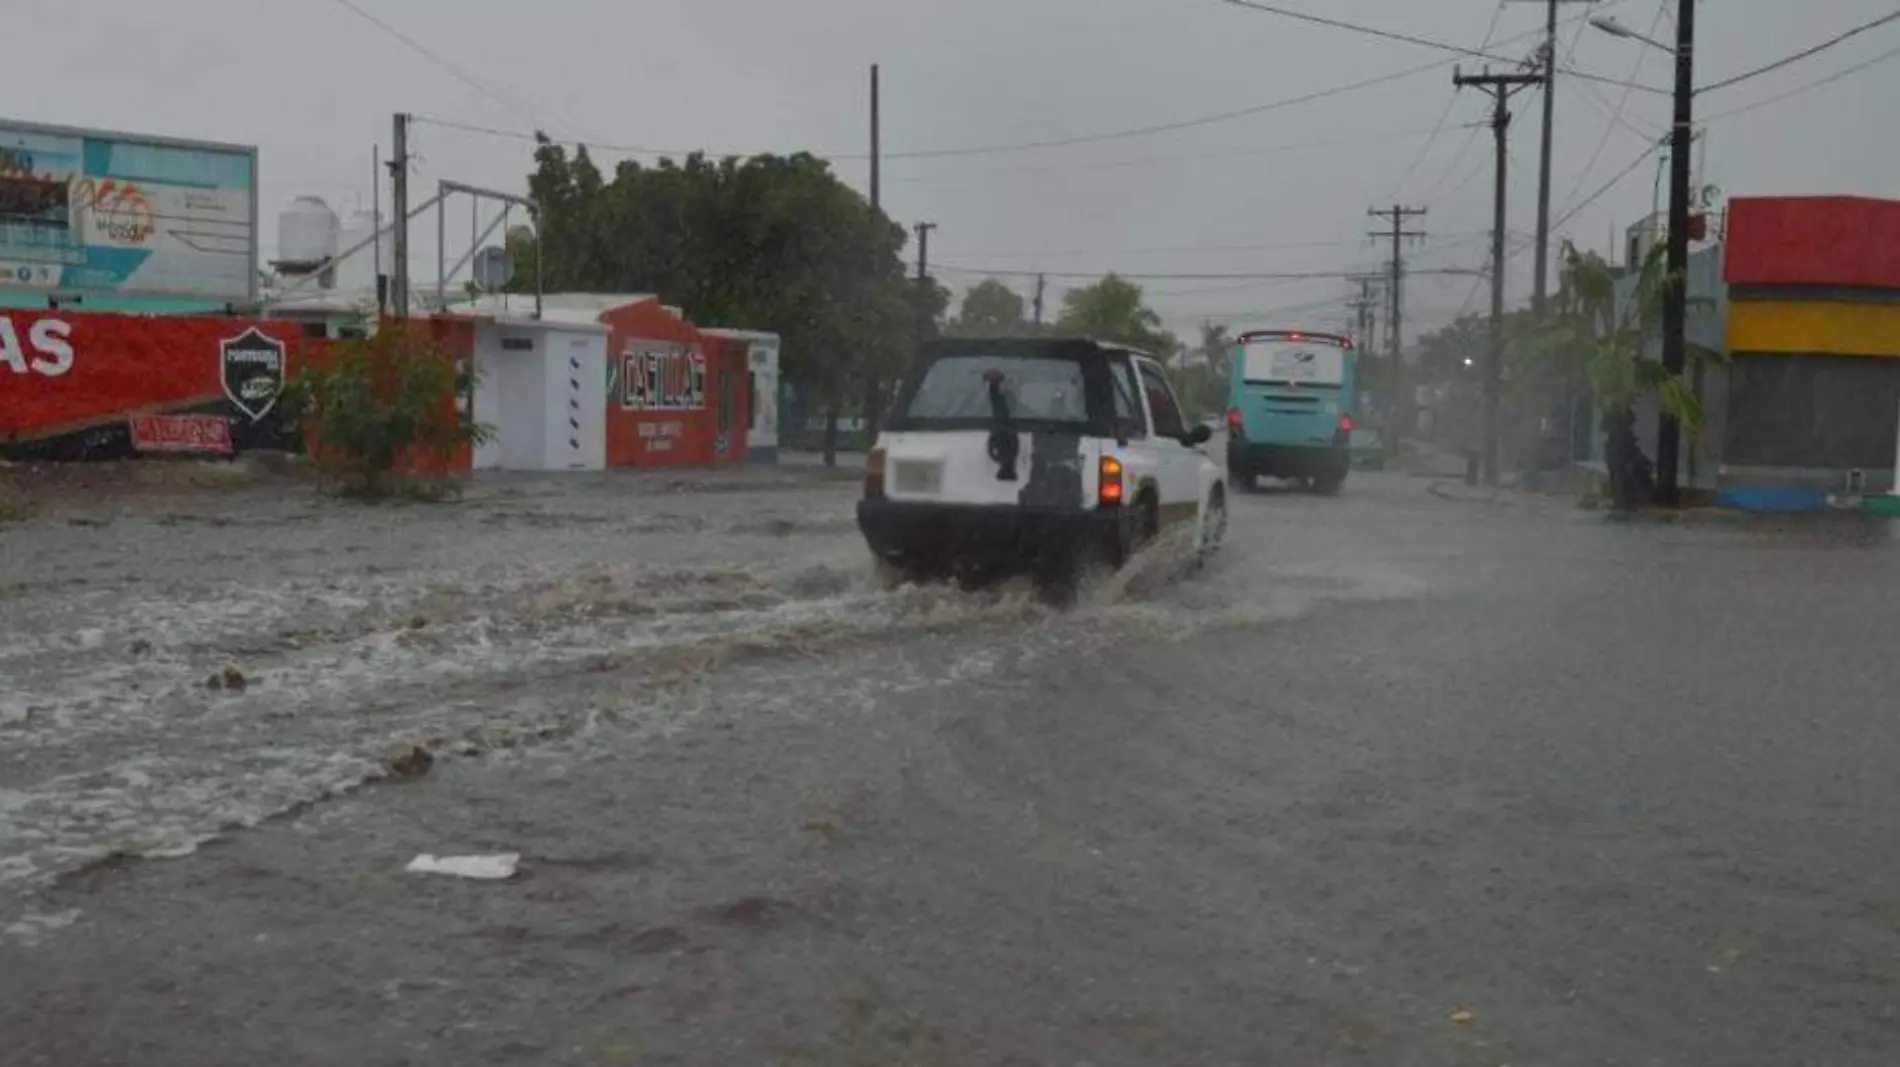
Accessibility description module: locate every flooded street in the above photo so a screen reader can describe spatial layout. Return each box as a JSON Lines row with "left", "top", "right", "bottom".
{"left": 5, "top": 468, "right": 1900, "bottom": 1065}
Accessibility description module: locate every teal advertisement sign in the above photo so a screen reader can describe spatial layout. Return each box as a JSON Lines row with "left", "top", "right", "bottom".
{"left": 0, "top": 119, "right": 257, "bottom": 306}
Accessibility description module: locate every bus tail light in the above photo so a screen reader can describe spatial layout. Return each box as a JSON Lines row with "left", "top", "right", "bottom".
{"left": 1226, "top": 407, "right": 1244, "bottom": 435}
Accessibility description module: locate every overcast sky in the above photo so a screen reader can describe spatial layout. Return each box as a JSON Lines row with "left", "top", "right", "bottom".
{"left": 13, "top": 0, "right": 1900, "bottom": 340}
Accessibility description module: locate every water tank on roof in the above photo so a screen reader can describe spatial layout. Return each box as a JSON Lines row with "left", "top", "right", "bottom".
{"left": 334, "top": 209, "right": 390, "bottom": 292}
{"left": 278, "top": 195, "right": 339, "bottom": 270}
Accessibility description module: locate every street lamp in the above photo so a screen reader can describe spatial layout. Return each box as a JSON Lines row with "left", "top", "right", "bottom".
{"left": 1588, "top": 15, "right": 1673, "bottom": 53}
{"left": 1593, "top": 2, "right": 1694, "bottom": 507}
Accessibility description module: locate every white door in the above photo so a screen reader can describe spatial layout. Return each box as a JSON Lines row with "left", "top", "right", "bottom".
{"left": 1134, "top": 357, "right": 1203, "bottom": 531}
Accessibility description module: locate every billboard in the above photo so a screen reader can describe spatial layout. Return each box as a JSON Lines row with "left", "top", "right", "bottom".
{"left": 0, "top": 118, "right": 257, "bottom": 305}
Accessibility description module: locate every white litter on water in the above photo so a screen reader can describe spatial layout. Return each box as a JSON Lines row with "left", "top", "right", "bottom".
{"left": 405, "top": 852, "right": 521, "bottom": 880}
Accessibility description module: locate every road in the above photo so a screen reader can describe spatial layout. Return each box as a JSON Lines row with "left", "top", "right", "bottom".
{"left": 3, "top": 465, "right": 1899, "bottom": 1065}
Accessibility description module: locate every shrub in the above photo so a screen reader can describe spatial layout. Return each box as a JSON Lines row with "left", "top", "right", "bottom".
{"left": 282, "top": 325, "right": 492, "bottom": 499}
{"left": 0, "top": 482, "right": 27, "bottom": 523}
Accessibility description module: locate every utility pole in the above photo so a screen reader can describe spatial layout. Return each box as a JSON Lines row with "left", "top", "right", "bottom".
{"left": 914, "top": 221, "right": 935, "bottom": 281}
{"left": 1369, "top": 205, "right": 1426, "bottom": 455}
{"left": 1656, "top": 0, "right": 1695, "bottom": 506}
{"left": 1455, "top": 67, "right": 1544, "bottom": 487}
{"left": 389, "top": 113, "right": 410, "bottom": 318}
{"left": 1032, "top": 273, "right": 1046, "bottom": 329}
{"left": 913, "top": 221, "right": 937, "bottom": 344}
{"left": 869, "top": 65, "right": 881, "bottom": 211}
{"left": 1513, "top": 0, "right": 1597, "bottom": 312}
{"left": 1346, "top": 274, "right": 1382, "bottom": 355}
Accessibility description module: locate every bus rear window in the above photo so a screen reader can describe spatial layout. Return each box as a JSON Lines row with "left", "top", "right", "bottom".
{"left": 1240, "top": 338, "right": 1347, "bottom": 386}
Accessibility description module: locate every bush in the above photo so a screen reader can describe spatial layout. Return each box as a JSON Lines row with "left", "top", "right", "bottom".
{"left": 282, "top": 325, "right": 492, "bottom": 500}
{"left": 0, "top": 482, "right": 27, "bottom": 523}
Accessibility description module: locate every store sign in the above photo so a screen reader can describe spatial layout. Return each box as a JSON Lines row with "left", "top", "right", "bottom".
{"left": 620, "top": 342, "right": 705, "bottom": 411}
{"left": 130, "top": 414, "right": 232, "bottom": 454}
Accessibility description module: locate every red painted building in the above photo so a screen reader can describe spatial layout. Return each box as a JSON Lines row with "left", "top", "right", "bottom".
{"left": 1, "top": 309, "right": 310, "bottom": 459}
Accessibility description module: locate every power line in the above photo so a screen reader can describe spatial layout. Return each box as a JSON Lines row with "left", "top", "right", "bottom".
{"left": 321, "top": 0, "right": 562, "bottom": 134}
{"left": 937, "top": 230, "right": 1495, "bottom": 262}
{"left": 411, "top": 9, "right": 1633, "bottom": 166}
{"left": 1559, "top": 0, "right": 1669, "bottom": 217}
{"left": 1550, "top": 138, "right": 1663, "bottom": 234}
{"left": 1386, "top": 0, "right": 1509, "bottom": 201}
{"left": 889, "top": 124, "right": 1476, "bottom": 184}
{"left": 1212, "top": 0, "right": 1667, "bottom": 94}
{"left": 1698, "top": 9, "right": 1900, "bottom": 95}
{"left": 423, "top": 58, "right": 1461, "bottom": 163}
{"left": 1704, "top": 38, "right": 1900, "bottom": 123}
{"left": 934, "top": 266, "right": 1370, "bottom": 281}
{"left": 935, "top": 265, "right": 1490, "bottom": 282}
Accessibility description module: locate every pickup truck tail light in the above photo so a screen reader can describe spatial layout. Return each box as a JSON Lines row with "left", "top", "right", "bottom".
{"left": 1099, "top": 454, "right": 1125, "bottom": 507}
{"left": 864, "top": 447, "right": 886, "bottom": 500}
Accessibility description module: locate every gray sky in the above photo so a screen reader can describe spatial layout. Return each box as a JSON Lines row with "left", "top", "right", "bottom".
{"left": 14, "top": 0, "right": 1900, "bottom": 339}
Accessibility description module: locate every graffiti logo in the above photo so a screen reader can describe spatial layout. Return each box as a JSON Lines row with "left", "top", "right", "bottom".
{"left": 220, "top": 327, "right": 286, "bottom": 423}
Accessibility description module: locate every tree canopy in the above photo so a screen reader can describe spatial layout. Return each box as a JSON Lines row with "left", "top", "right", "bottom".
{"left": 1054, "top": 274, "right": 1178, "bottom": 356}
{"left": 948, "top": 279, "right": 1031, "bottom": 337}
{"left": 521, "top": 139, "right": 914, "bottom": 417}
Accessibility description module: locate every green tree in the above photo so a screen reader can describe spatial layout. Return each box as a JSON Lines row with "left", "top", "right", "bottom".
{"left": 282, "top": 325, "right": 493, "bottom": 500}
{"left": 949, "top": 278, "right": 1030, "bottom": 337}
{"left": 1054, "top": 274, "right": 1178, "bottom": 356}
{"left": 1546, "top": 238, "right": 1721, "bottom": 507}
{"left": 522, "top": 138, "right": 914, "bottom": 465}
{"left": 1166, "top": 322, "right": 1231, "bottom": 419}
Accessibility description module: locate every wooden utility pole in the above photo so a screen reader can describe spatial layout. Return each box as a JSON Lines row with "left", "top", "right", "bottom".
{"left": 1510, "top": 0, "right": 1598, "bottom": 312}
{"left": 1655, "top": 0, "right": 1696, "bottom": 506}
{"left": 869, "top": 65, "right": 881, "bottom": 211}
{"left": 1368, "top": 206, "right": 1426, "bottom": 454}
{"left": 1032, "top": 273, "right": 1046, "bottom": 329}
{"left": 389, "top": 113, "right": 410, "bottom": 318}
{"left": 1454, "top": 67, "right": 1544, "bottom": 487}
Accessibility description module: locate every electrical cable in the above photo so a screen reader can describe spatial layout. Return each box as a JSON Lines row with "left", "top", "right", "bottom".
{"left": 1559, "top": 0, "right": 1669, "bottom": 216}
{"left": 1704, "top": 38, "right": 1900, "bottom": 122}
{"left": 1698, "top": 9, "right": 1900, "bottom": 95}
{"left": 1212, "top": 0, "right": 1667, "bottom": 94}
{"left": 1384, "top": 0, "right": 1508, "bottom": 200}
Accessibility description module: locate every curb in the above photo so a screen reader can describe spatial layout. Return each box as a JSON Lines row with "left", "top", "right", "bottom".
{"left": 1426, "top": 480, "right": 1508, "bottom": 506}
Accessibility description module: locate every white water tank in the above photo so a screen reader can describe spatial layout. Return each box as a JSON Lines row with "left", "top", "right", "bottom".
{"left": 335, "top": 209, "right": 390, "bottom": 293}
{"left": 278, "top": 195, "right": 339, "bottom": 270}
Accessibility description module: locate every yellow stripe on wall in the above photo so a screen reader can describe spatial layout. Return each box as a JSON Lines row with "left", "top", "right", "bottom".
{"left": 1728, "top": 300, "right": 1900, "bottom": 358}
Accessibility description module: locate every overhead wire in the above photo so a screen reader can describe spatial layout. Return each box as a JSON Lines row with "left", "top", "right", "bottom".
{"left": 887, "top": 124, "right": 1478, "bottom": 185}
{"left": 1211, "top": 0, "right": 1667, "bottom": 94}
{"left": 1385, "top": 0, "right": 1509, "bottom": 201}
{"left": 1704, "top": 38, "right": 1900, "bottom": 123}
{"left": 1697, "top": 9, "right": 1900, "bottom": 95}
{"left": 1559, "top": 0, "right": 1669, "bottom": 217}
{"left": 321, "top": 0, "right": 569, "bottom": 136}
{"left": 412, "top": 5, "right": 1621, "bottom": 166}
{"left": 417, "top": 59, "right": 1461, "bottom": 163}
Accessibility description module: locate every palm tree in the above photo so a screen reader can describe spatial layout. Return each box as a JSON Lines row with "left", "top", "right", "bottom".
{"left": 1548, "top": 239, "right": 1720, "bottom": 509}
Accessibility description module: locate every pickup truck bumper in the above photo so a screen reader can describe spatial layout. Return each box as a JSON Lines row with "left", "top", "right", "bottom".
{"left": 857, "top": 499, "right": 1126, "bottom": 570}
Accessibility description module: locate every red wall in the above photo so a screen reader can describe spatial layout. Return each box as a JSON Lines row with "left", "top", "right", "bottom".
{"left": 1, "top": 310, "right": 308, "bottom": 441}
{"left": 598, "top": 300, "right": 747, "bottom": 469}
{"left": 1725, "top": 196, "right": 1900, "bottom": 290}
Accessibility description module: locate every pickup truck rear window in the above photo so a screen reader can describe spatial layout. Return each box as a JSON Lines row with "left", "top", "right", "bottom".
{"left": 900, "top": 355, "right": 1089, "bottom": 424}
